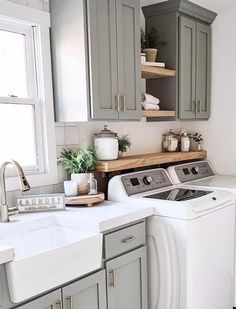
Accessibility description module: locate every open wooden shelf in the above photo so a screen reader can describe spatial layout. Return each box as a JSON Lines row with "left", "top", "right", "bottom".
{"left": 141, "top": 64, "right": 176, "bottom": 79}
{"left": 96, "top": 151, "right": 207, "bottom": 173}
{"left": 142, "top": 110, "right": 176, "bottom": 118}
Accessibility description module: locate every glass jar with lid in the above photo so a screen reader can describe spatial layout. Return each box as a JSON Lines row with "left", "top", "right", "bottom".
{"left": 94, "top": 125, "right": 119, "bottom": 160}
{"left": 162, "top": 129, "right": 178, "bottom": 152}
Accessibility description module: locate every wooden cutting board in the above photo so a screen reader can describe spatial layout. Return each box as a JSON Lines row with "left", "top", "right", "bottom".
{"left": 65, "top": 192, "right": 105, "bottom": 207}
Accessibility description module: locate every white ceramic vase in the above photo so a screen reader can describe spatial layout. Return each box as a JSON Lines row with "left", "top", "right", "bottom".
{"left": 71, "top": 173, "right": 91, "bottom": 195}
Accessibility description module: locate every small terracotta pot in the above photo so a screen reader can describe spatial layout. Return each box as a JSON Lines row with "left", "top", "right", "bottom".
{"left": 143, "top": 48, "right": 157, "bottom": 62}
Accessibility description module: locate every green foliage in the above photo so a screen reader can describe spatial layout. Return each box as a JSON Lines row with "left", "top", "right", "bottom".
{"left": 192, "top": 132, "right": 203, "bottom": 143}
{"left": 118, "top": 135, "right": 131, "bottom": 153}
{"left": 141, "top": 27, "right": 166, "bottom": 50}
{"left": 57, "top": 146, "right": 98, "bottom": 174}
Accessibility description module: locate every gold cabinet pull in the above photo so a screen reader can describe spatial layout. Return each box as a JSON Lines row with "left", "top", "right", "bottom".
{"left": 66, "top": 296, "right": 73, "bottom": 309}
{"left": 122, "top": 95, "right": 126, "bottom": 112}
{"left": 109, "top": 270, "right": 116, "bottom": 288}
{"left": 121, "top": 236, "right": 136, "bottom": 244}
{"left": 55, "top": 300, "right": 62, "bottom": 309}
{"left": 114, "top": 95, "right": 120, "bottom": 112}
{"left": 198, "top": 100, "right": 202, "bottom": 113}
{"left": 195, "top": 100, "right": 198, "bottom": 115}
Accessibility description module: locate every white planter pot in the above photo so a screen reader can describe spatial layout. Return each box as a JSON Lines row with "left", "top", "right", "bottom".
{"left": 71, "top": 173, "right": 91, "bottom": 194}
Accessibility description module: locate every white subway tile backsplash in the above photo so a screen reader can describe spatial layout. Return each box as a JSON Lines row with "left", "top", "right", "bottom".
{"left": 54, "top": 183, "right": 64, "bottom": 194}
{"left": 57, "top": 165, "right": 67, "bottom": 184}
{"left": 43, "top": 0, "right": 49, "bottom": 12}
{"left": 39, "top": 185, "right": 56, "bottom": 195}
{"left": 6, "top": 0, "right": 50, "bottom": 11}
{"left": 8, "top": 0, "right": 27, "bottom": 5}
{"left": 55, "top": 126, "right": 66, "bottom": 146}
{"left": 26, "top": 0, "right": 44, "bottom": 10}
{"left": 65, "top": 127, "right": 79, "bottom": 145}
{"left": 23, "top": 187, "right": 39, "bottom": 196}
{"left": 6, "top": 190, "right": 21, "bottom": 207}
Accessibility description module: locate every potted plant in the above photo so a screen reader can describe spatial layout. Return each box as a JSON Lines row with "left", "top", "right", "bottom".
{"left": 192, "top": 132, "right": 203, "bottom": 151}
{"left": 141, "top": 27, "right": 161, "bottom": 62}
{"left": 58, "top": 146, "right": 98, "bottom": 194}
{"left": 118, "top": 134, "right": 131, "bottom": 157}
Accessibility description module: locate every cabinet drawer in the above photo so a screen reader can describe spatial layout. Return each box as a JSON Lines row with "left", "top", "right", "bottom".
{"left": 104, "top": 222, "right": 146, "bottom": 259}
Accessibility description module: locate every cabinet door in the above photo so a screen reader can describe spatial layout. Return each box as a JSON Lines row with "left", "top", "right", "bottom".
{"left": 106, "top": 246, "right": 148, "bottom": 309}
{"left": 62, "top": 270, "right": 106, "bottom": 309}
{"left": 87, "top": 0, "right": 119, "bottom": 120}
{"left": 179, "top": 16, "right": 196, "bottom": 119}
{"left": 15, "top": 290, "right": 61, "bottom": 309}
{"left": 196, "top": 22, "right": 211, "bottom": 119}
{"left": 116, "top": 0, "right": 141, "bottom": 120}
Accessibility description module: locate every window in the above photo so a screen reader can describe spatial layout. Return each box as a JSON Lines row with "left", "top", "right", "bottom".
{"left": 0, "top": 1, "right": 57, "bottom": 190}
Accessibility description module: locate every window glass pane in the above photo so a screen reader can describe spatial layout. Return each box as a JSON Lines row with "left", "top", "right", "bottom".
{"left": 0, "top": 104, "right": 37, "bottom": 167}
{"left": 0, "top": 29, "right": 28, "bottom": 97}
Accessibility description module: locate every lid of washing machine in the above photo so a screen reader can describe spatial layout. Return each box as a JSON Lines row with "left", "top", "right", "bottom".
{"left": 144, "top": 188, "right": 213, "bottom": 201}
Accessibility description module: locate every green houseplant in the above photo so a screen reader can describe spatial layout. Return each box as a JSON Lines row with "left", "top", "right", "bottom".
{"left": 141, "top": 27, "right": 166, "bottom": 62}
{"left": 192, "top": 132, "right": 204, "bottom": 151}
{"left": 141, "top": 27, "right": 160, "bottom": 62}
{"left": 118, "top": 134, "right": 131, "bottom": 157}
{"left": 58, "top": 146, "right": 97, "bottom": 194}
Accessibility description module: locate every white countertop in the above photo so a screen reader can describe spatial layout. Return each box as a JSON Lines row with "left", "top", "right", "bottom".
{"left": 0, "top": 200, "right": 153, "bottom": 265}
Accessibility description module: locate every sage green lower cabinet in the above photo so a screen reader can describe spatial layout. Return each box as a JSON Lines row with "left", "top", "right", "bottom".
{"left": 14, "top": 271, "right": 106, "bottom": 309}
{"left": 62, "top": 270, "right": 107, "bottom": 309}
{"left": 14, "top": 289, "right": 61, "bottom": 309}
{"left": 106, "top": 246, "right": 148, "bottom": 309}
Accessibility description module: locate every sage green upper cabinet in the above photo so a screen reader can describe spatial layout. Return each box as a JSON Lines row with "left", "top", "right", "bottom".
{"left": 179, "top": 16, "right": 211, "bottom": 119}
{"left": 142, "top": 0, "right": 216, "bottom": 121}
{"left": 50, "top": 0, "right": 141, "bottom": 122}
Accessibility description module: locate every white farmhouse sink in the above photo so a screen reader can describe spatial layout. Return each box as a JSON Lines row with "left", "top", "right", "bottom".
{"left": 0, "top": 216, "right": 102, "bottom": 303}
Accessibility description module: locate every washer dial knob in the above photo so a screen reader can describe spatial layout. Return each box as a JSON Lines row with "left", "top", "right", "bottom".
{"left": 191, "top": 167, "right": 199, "bottom": 175}
{"left": 143, "top": 176, "right": 154, "bottom": 185}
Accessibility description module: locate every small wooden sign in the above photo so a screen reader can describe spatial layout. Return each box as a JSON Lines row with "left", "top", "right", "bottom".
{"left": 17, "top": 194, "right": 65, "bottom": 213}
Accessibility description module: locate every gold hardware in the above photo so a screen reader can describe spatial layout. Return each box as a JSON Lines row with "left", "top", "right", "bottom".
{"left": 120, "top": 95, "right": 126, "bottom": 112}
{"left": 121, "top": 236, "right": 136, "bottom": 244}
{"left": 109, "top": 270, "right": 116, "bottom": 288}
{"left": 55, "top": 300, "right": 62, "bottom": 309}
{"left": 66, "top": 296, "right": 73, "bottom": 309}
{"left": 197, "top": 100, "right": 202, "bottom": 113}
{"left": 114, "top": 95, "right": 120, "bottom": 112}
{"left": 195, "top": 100, "right": 198, "bottom": 115}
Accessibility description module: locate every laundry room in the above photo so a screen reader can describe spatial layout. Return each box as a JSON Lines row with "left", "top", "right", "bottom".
{"left": 0, "top": 0, "right": 235, "bottom": 308}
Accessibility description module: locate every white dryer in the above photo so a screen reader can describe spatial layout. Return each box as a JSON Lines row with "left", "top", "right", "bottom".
{"left": 167, "top": 160, "right": 236, "bottom": 308}
{"left": 108, "top": 168, "right": 235, "bottom": 309}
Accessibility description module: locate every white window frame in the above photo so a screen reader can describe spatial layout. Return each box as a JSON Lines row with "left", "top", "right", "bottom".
{"left": 0, "top": 0, "right": 57, "bottom": 191}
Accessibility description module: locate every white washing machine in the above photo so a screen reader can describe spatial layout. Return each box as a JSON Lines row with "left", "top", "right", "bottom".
{"left": 167, "top": 160, "right": 236, "bottom": 308}
{"left": 108, "top": 168, "right": 235, "bottom": 309}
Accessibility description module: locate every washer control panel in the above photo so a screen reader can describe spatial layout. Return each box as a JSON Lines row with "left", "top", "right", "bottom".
{"left": 121, "top": 169, "right": 172, "bottom": 196}
{"left": 173, "top": 161, "right": 215, "bottom": 183}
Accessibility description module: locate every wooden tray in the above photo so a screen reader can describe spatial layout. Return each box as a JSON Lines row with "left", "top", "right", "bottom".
{"left": 65, "top": 192, "right": 105, "bottom": 207}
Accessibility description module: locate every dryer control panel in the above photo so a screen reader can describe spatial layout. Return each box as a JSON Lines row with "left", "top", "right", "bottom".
{"left": 171, "top": 161, "right": 215, "bottom": 183}
{"left": 121, "top": 169, "right": 172, "bottom": 196}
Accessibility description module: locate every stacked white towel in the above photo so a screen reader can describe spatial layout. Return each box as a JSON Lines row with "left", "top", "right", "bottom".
{"left": 142, "top": 93, "right": 160, "bottom": 110}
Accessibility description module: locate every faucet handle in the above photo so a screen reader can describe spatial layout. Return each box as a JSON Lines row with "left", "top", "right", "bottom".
{"left": 8, "top": 206, "right": 18, "bottom": 217}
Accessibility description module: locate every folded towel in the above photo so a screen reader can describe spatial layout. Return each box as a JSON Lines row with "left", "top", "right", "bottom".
{"left": 142, "top": 102, "right": 160, "bottom": 110}
{"left": 144, "top": 93, "right": 160, "bottom": 105}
